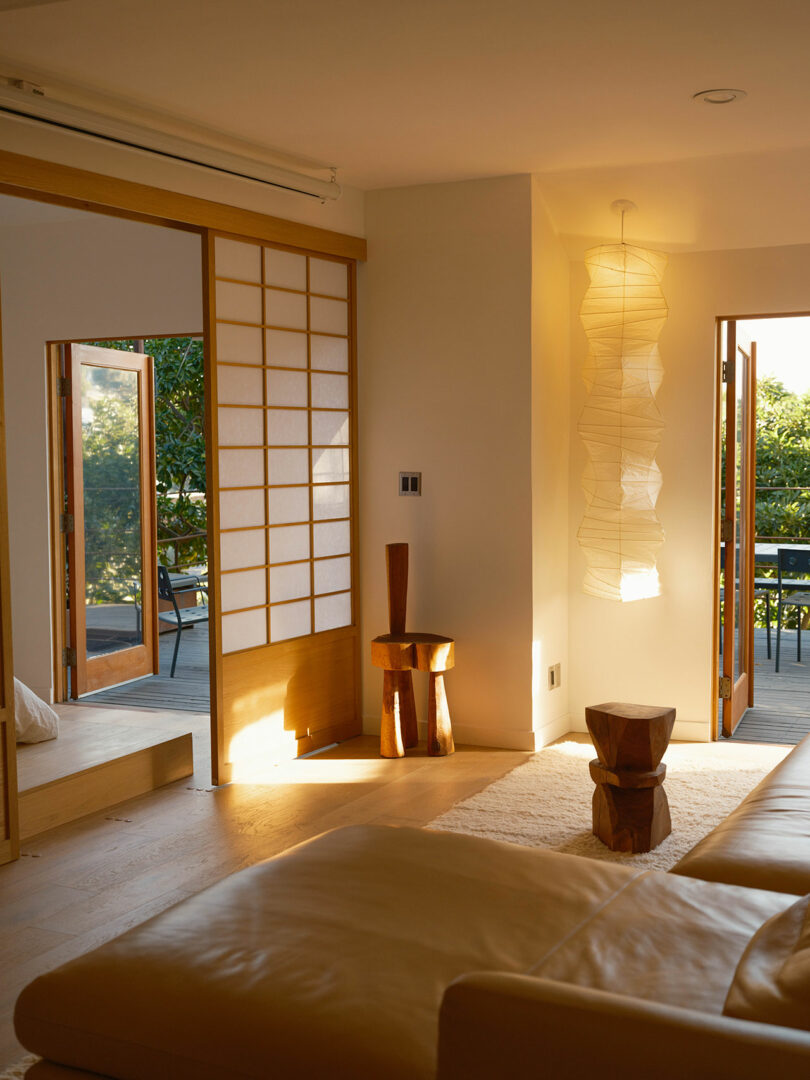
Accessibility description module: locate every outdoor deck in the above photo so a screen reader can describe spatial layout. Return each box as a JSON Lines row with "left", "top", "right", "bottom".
{"left": 82, "top": 623, "right": 210, "bottom": 712}
{"left": 730, "top": 627, "right": 810, "bottom": 743}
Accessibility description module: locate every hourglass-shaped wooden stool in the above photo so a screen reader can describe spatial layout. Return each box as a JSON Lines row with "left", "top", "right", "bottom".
{"left": 371, "top": 543, "right": 455, "bottom": 758}
{"left": 585, "top": 702, "right": 675, "bottom": 853}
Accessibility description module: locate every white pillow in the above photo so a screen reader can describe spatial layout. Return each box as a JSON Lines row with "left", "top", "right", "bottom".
{"left": 14, "top": 677, "right": 59, "bottom": 743}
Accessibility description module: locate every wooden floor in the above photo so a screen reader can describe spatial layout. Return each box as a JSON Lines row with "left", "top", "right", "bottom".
{"left": 731, "top": 627, "right": 810, "bottom": 743}
{"left": 0, "top": 733, "right": 529, "bottom": 1069}
{"left": 16, "top": 704, "right": 208, "bottom": 792}
{"left": 81, "top": 623, "right": 210, "bottom": 713}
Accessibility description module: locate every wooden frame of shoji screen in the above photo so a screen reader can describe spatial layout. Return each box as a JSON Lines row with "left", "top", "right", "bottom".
{"left": 0, "top": 147, "right": 365, "bottom": 804}
{"left": 206, "top": 233, "right": 358, "bottom": 659}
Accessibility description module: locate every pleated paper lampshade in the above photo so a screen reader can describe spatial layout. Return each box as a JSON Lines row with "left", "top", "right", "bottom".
{"left": 578, "top": 243, "right": 668, "bottom": 601}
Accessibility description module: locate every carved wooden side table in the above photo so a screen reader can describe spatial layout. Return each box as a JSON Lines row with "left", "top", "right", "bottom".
{"left": 585, "top": 701, "right": 676, "bottom": 853}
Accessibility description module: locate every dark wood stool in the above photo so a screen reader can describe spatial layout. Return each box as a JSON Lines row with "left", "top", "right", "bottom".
{"left": 585, "top": 701, "right": 675, "bottom": 853}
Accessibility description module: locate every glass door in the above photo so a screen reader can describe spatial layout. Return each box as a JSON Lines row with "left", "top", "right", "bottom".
{"left": 66, "top": 344, "right": 158, "bottom": 695}
{"left": 721, "top": 322, "right": 757, "bottom": 736}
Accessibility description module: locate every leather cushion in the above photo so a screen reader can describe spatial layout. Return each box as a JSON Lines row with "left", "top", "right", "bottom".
{"left": 724, "top": 894, "right": 810, "bottom": 1030}
{"left": 534, "top": 871, "right": 793, "bottom": 1014}
{"left": 15, "top": 825, "right": 641, "bottom": 1080}
{"left": 672, "top": 735, "right": 810, "bottom": 895}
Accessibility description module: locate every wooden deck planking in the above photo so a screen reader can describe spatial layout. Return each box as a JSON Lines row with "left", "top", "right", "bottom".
{"left": 731, "top": 627, "right": 810, "bottom": 743}
{"left": 80, "top": 624, "right": 209, "bottom": 713}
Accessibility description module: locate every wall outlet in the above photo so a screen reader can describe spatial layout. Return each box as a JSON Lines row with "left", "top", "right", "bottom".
{"left": 399, "top": 471, "right": 422, "bottom": 496}
{"left": 548, "top": 663, "right": 561, "bottom": 691}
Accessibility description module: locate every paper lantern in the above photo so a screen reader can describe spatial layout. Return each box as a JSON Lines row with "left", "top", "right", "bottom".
{"left": 577, "top": 243, "right": 668, "bottom": 601}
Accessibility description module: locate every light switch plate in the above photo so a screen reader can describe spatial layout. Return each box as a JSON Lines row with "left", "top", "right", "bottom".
{"left": 399, "top": 471, "right": 422, "bottom": 496}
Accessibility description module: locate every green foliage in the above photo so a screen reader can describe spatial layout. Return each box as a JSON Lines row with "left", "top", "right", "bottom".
{"left": 755, "top": 376, "right": 810, "bottom": 539}
{"left": 81, "top": 367, "right": 142, "bottom": 603}
{"left": 86, "top": 338, "right": 207, "bottom": 586}
{"left": 723, "top": 376, "right": 810, "bottom": 629}
{"left": 753, "top": 377, "right": 810, "bottom": 630}
{"left": 150, "top": 337, "right": 207, "bottom": 569}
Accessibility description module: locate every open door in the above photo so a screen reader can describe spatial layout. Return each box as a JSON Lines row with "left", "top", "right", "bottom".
{"left": 721, "top": 321, "right": 757, "bottom": 737}
{"left": 204, "top": 233, "right": 361, "bottom": 784}
{"left": 0, "top": 280, "right": 20, "bottom": 865}
{"left": 65, "top": 344, "right": 158, "bottom": 696}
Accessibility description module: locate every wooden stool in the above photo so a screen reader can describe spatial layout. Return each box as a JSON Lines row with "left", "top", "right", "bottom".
{"left": 371, "top": 544, "right": 455, "bottom": 758}
{"left": 585, "top": 701, "right": 675, "bottom": 853}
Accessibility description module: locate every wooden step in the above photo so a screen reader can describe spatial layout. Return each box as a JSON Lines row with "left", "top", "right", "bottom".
{"left": 17, "top": 733, "right": 193, "bottom": 840}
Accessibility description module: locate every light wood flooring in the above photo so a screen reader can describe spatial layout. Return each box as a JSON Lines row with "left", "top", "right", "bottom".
{"left": 16, "top": 703, "right": 208, "bottom": 792}
{"left": 0, "top": 731, "right": 529, "bottom": 1069}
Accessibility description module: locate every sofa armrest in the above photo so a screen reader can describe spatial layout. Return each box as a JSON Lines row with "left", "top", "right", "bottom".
{"left": 437, "top": 973, "right": 810, "bottom": 1080}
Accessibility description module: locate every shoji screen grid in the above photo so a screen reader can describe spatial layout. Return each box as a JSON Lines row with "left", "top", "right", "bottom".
{"left": 213, "top": 237, "right": 354, "bottom": 655}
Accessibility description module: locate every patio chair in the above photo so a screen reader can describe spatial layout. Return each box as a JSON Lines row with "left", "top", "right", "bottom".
{"left": 718, "top": 545, "right": 773, "bottom": 658}
{"left": 157, "top": 564, "right": 209, "bottom": 678}
{"left": 775, "top": 548, "right": 810, "bottom": 672}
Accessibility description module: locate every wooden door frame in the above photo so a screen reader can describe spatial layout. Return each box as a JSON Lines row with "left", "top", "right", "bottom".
{"left": 64, "top": 344, "right": 158, "bottom": 696}
{"left": 0, "top": 150, "right": 366, "bottom": 261}
{"left": 48, "top": 333, "right": 203, "bottom": 701}
{"left": 713, "top": 310, "right": 810, "bottom": 739}
{"left": 0, "top": 279, "right": 19, "bottom": 864}
{"left": 720, "top": 325, "right": 756, "bottom": 737}
{"left": 47, "top": 344, "right": 68, "bottom": 702}
{"left": 0, "top": 148, "right": 365, "bottom": 795}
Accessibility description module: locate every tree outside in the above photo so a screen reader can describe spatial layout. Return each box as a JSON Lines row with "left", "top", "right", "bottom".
{"left": 724, "top": 375, "right": 810, "bottom": 630}
{"left": 752, "top": 376, "right": 810, "bottom": 629}
{"left": 84, "top": 337, "right": 206, "bottom": 603}
{"left": 81, "top": 364, "right": 142, "bottom": 607}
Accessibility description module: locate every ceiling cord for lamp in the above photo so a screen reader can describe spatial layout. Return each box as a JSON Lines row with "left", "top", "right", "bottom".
{"left": 611, "top": 198, "right": 636, "bottom": 244}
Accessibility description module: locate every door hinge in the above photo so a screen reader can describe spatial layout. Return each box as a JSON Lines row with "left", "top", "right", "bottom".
{"left": 719, "top": 675, "right": 732, "bottom": 700}
{"left": 57, "top": 376, "right": 72, "bottom": 397}
{"left": 720, "top": 520, "right": 733, "bottom": 543}
{"left": 60, "top": 512, "right": 74, "bottom": 534}
{"left": 722, "top": 359, "right": 735, "bottom": 383}
{"left": 62, "top": 647, "right": 77, "bottom": 667}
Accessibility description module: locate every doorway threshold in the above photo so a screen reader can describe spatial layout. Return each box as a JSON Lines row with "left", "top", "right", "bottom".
{"left": 16, "top": 703, "right": 198, "bottom": 839}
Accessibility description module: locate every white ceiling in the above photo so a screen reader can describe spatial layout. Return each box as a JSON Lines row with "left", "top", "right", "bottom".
{"left": 1, "top": 0, "right": 809, "bottom": 251}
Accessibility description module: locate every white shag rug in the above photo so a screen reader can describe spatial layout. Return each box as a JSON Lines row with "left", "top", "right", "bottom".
{"left": 0, "top": 1056, "right": 38, "bottom": 1079}
{"left": 429, "top": 739, "right": 792, "bottom": 871}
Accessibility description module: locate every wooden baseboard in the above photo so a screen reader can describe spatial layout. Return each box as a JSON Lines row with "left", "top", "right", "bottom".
{"left": 18, "top": 733, "right": 193, "bottom": 840}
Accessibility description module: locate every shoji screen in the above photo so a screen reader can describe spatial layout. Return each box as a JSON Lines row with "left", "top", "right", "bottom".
{"left": 205, "top": 234, "right": 360, "bottom": 783}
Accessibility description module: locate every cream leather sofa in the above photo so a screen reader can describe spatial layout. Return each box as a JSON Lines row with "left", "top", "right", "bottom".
{"left": 14, "top": 735, "right": 810, "bottom": 1080}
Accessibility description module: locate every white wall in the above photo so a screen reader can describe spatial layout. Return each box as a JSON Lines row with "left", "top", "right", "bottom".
{"left": 530, "top": 180, "right": 571, "bottom": 746}
{"left": 0, "top": 208, "right": 202, "bottom": 698}
{"left": 0, "top": 115, "right": 365, "bottom": 239}
{"left": 359, "top": 176, "right": 536, "bottom": 750}
{"left": 567, "top": 242, "right": 810, "bottom": 741}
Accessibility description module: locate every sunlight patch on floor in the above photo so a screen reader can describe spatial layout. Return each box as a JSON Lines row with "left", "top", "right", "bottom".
{"left": 229, "top": 719, "right": 390, "bottom": 784}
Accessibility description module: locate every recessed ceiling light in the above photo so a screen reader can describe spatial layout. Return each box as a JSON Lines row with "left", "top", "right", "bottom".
{"left": 692, "top": 88, "right": 747, "bottom": 105}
